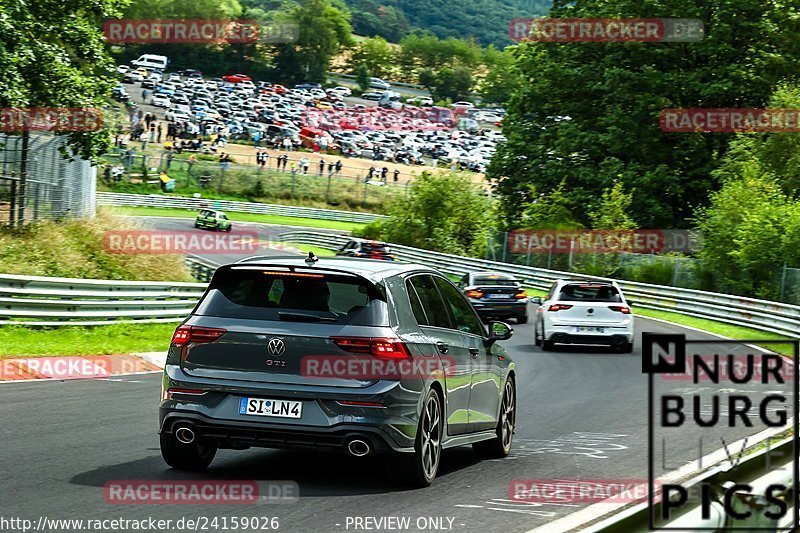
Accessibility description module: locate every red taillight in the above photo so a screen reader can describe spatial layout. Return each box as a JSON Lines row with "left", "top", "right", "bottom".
{"left": 548, "top": 304, "right": 573, "bottom": 312}
{"left": 466, "top": 290, "right": 484, "bottom": 299}
{"left": 171, "top": 325, "right": 227, "bottom": 346}
{"left": 336, "top": 400, "right": 386, "bottom": 408}
{"left": 610, "top": 306, "right": 631, "bottom": 314}
{"left": 514, "top": 290, "right": 528, "bottom": 299}
{"left": 331, "top": 337, "right": 410, "bottom": 360}
{"left": 171, "top": 326, "right": 191, "bottom": 346}
{"left": 164, "top": 388, "right": 208, "bottom": 400}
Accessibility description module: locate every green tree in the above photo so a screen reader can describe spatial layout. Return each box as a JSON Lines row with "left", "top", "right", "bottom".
{"left": 479, "top": 45, "right": 521, "bottom": 105}
{"left": 488, "top": 0, "right": 800, "bottom": 229}
{"left": 348, "top": 36, "right": 395, "bottom": 78}
{"left": 590, "top": 181, "right": 636, "bottom": 230}
{"left": 381, "top": 171, "right": 492, "bottom": 256}
{"left": 0, "top": 0, "right": 130, "bottom": 159}
{"left": 274, "top": 0, "right": 352, "bottom": 84}
{"left": 715, "top": 85, "right": 800, "bottom": 194}
{"left": 355, "top": 63, "right": 371, "bottom": 93}
{"left": 518, "top": 183, "right": 582, "bottom": 230}
{"left": 432, "top": 66, "right": 473, "bottom": 101}
{"left": 694, "top": 164, "right": 800, "bottom": 300}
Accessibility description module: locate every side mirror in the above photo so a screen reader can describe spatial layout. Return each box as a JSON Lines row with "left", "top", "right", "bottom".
{"left": 487, "top": 321, "right": 513, "bottom": 344}
{"left": 531, "top": 296, "right": 543, "bottom": 305}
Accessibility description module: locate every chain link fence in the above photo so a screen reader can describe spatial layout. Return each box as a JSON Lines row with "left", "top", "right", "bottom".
{"left": 102, "top": 147, "right": 411, "bottom": 212}
{"left": 0, "top": 133, "right": 96, "bottom": 226}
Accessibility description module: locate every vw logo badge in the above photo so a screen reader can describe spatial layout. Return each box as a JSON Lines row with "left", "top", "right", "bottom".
{"left": 267, "top": 338, "right": 286, "bottom": 357}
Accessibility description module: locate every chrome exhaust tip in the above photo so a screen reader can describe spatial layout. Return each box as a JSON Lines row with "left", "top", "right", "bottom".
{"left": 347, "top": 438, "right": 370, "bottom": 457}
{"left": 174, "top": 425, "right": 196, "bottom": 445}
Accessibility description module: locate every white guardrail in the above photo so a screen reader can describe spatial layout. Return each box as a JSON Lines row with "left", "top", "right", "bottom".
{"left": 3, "top": 229, "right": 800, "bottom": 336}
{"left": 97, "top": 192, "right": 386, "bottom": 224}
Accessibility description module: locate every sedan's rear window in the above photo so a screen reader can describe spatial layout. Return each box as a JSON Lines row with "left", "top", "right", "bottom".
{"left": 361, "top": 242, "right": 390, "bottom": 253}
{"left": 194, "top": 268, "right": 388, "bottom": 325}
{"left": 558, "top": 284, "right": 622, "bottom": 302}
{"left": 473, "top": 275, "right": 517, "bottom": 286}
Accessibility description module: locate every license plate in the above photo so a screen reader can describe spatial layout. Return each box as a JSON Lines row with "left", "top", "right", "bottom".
{"left": 576, "top": 326, "right": 604, "bottom": 333}
{"left": 239, "top": 397, "right": 302, "bottom": 419}
{"left": 488, "top": 294, "right": 509, "bottom": 299}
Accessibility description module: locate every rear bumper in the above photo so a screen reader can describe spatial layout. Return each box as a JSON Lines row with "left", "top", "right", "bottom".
{"left": 471, "top": 302, "right": 527, "bottom": 318}
{"left": 160, "top": 411, "right": 409, "bottom": 453}
{"left": 547, "top": 332, "right": 632, "bottom": 346}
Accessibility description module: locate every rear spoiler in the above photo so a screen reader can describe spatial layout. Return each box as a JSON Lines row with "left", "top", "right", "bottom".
{"left": 211, "top": 261, "right": 387, "bottom": 297}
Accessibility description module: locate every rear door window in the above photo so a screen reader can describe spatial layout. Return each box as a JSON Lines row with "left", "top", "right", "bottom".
{"left": 194, "top": 267, "right": 388, "bottom": 325}
{"left": 434, "top": 276, "right": 485, "bottom": 337}
{"left": 408, "top": 275, "right": 454, "bottom": 329}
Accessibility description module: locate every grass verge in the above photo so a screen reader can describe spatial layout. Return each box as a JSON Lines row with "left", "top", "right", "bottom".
{"left": 0, "top": 210, "right": 193, "bottom": 281}
{"left": 0, "top": 323, "right": 176, "bottom": 357}
{"left": 113, "top": 206, "right": 365, "bottom": 232}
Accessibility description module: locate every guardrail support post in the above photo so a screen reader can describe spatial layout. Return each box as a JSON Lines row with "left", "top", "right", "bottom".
{"left": 779, "top": 262, "right": 788, "bottom": 301}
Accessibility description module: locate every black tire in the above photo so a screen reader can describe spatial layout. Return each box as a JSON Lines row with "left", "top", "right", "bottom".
{"left": 517, "top": 314, "right": 528, "bottom": 324}
{"left": 473, "top": 379, "right": 516, "bottom": 459}
{"left": 618, "top": 341, "right": 634, "bottom": 354}
{"left": 533, "top": 321, "right": 543, "bottom": 347}
{"left": 160, "top": 433, "right": 217, "bottom": 471}
{"left": 194, "top": 222, "right": 200, "bottom": 229}
{"left": 225, "top": 226, "right": 232, "bottom": 232}
{"left": 387, "top": 389, "right": 443, "bottom": 487}
{"left": 542, "top": 337, "right": 555, "bottom": 351}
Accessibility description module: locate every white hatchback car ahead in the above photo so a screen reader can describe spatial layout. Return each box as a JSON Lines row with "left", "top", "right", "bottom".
{"left": 533, "top": 280, "right": 634, "bottom": 352}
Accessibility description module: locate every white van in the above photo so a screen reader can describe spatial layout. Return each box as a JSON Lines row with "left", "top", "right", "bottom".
{"left": 130, "top": 54, "right": 169, "bottom": 71}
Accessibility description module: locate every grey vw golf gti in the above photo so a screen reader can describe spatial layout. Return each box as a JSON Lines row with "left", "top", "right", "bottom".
{"left": 159, "top": 255, "right": 517, "bottom": 487}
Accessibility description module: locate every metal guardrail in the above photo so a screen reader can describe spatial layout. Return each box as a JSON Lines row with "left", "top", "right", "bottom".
{"left": 278, "top": 231, "right": 800, "bottom": 337}
{"left": 0, "top": 273, "right": 206, "bottom": 326}
{"left": 4, "top": 229, "right": 800, "bottom": 336}
{"left": 328, "top": 72, "right": 428, "bottom": 91}
{"left": 97, "top": 192, "right": 386, "bottom": 224}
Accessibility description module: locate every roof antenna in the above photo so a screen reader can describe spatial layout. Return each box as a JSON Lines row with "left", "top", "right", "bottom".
{"left": 305, "top": 251, "right": 318, "bottom": 264}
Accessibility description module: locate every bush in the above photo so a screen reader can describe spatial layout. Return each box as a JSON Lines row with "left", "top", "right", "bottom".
{"left": 380, "top": 171, "right": 492, "bottom": 256}
{"left": 352, "top": 219, "right": 385, "bottom": 240}
{"left": 0, "top": 210, "right": 194, "bottom": 281}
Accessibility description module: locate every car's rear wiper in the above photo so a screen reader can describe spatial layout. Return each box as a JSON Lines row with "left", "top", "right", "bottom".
{"left": 278, "top": 312, "right": 338, "bottom": 322}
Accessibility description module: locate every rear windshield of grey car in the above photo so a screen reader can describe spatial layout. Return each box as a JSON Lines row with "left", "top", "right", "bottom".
{"left": 194, "top": 267, "right": 389, "bottom": 325}
{"left": 558, "top": 284, "right": 622, "bottom": 302}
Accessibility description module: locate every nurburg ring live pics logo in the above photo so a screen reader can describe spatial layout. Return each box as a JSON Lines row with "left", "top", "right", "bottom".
{"left": 642, "top": 333, "right": 799, "bottom": 530}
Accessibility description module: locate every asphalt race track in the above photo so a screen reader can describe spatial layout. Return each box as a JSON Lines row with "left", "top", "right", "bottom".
{"left": 1, "top": 217, "right": 792, "bottom": 533}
